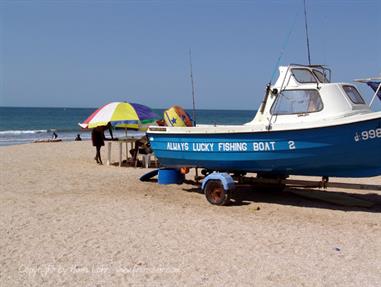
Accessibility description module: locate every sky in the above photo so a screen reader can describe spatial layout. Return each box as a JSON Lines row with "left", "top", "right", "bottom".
{"left": 1, "top": 0, "right": 380, "bottom": 110}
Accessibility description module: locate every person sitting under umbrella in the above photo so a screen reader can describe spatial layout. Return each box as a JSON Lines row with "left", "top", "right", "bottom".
{"left": 92, "top": 122, "right": 113, "bottom": 165}
{"left": 79, "top": 102, "right": 158, "bottom": 165}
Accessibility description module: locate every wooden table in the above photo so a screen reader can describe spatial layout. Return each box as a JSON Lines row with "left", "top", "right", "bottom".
{"left": 106, "top": 136, "right": 144, "bottom": 167}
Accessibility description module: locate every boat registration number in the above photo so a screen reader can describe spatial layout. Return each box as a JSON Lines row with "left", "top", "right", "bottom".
{"left": 354, "top": 128, "right": 381, "bottom": 142}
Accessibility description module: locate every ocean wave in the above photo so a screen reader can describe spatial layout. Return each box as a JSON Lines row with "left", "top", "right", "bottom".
{"left": 0, "top": 129, "right": 48, "bottom": 135}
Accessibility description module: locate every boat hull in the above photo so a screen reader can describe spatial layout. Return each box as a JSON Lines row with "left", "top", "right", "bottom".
{"left": 147, "top": 118, "right": 381, "bottom": 178}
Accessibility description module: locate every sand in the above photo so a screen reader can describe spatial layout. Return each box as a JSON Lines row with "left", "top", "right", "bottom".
{"left": 1, "top": 141, "right": 380, "bottom": 286}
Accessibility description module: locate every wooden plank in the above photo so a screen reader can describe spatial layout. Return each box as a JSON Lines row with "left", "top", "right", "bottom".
{"left": 325, "top": 181, "right": 381, "bottom": 191}
{"left": 254, "top": 178, "right": 381, "bottom": 192}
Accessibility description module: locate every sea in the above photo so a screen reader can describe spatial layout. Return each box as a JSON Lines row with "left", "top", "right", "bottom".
{"left": 0, "top": 107, "right": 257, "bottom": 146}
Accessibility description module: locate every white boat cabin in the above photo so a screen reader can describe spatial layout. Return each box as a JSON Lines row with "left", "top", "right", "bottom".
{"left": 148, "top": 64, "right": 380, "bottom": 134}
{"left": 247, "top": 64, "right": 372, "bottom": 130}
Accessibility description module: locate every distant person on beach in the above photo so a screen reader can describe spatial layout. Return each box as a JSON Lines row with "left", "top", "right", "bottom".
{"left": 75, "top": 134, "right": 82, "bottom": 141}
{"left": 91, "top": 122, "right": 113, "bottom": 165}
{"left": 52, "top": 131, "right": 58, "bottom": 139}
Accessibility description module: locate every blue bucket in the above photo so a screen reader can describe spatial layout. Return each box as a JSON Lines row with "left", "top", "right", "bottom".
{"left": 158, "top": 168, "right": 185, "bottom": 185}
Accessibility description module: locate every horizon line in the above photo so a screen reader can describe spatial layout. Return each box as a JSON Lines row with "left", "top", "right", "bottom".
{"left": 0, "top": 105, "right": 257, "bottom": 112}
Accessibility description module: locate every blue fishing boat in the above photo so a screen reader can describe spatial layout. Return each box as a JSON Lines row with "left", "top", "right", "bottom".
{"left": 147, "top": 65, "right": 381, "bottom": 178}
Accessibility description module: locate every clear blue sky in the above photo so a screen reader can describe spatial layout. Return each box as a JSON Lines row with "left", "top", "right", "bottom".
{"left": 1, "top": 0, "right": 380, "bottom": 110}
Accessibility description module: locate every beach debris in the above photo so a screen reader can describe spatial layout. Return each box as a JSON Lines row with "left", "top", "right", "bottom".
{"left": 33, "top": 139, "right": 62, "bottom": 143}
{"left": 250, "top": 206, "right": 261, "bottom": 212}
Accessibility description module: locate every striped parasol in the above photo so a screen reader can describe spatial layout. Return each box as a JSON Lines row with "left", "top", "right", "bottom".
{"left": 164, "top": 105, "right": 193, "bottom": 127}
{"left": 79, "top": 102, "right": 157, "bottom": 130}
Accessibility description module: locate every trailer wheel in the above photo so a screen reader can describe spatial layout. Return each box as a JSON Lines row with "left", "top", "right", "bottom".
{"left": 204, "top": 180, "right": 231, "bottom": 206}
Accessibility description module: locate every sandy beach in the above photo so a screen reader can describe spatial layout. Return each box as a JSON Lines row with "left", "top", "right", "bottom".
{"left": 1, "top": 141, "right": 380, "bottom": 286}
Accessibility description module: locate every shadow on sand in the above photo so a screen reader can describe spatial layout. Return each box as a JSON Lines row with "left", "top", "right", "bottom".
{"left": 181, "top": 183, "right": 381, "bottom": 212}
{"left": 139, "top": 172, "right": 381, "bottom": 212}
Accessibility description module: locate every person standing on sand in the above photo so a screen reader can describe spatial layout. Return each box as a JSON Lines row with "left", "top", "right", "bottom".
{"left": 91, "top": 122, "right": 113, "bottom": 165}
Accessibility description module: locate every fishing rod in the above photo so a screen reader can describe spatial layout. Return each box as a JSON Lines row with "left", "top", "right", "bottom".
{"left": 261, "top": 9, "right": 300, "bottom": 114}
{"left": 189, "top": 49, "right": 197, "bottom": 126}
{"left": 262, "top": 0, "right": 310, "bottom": 115}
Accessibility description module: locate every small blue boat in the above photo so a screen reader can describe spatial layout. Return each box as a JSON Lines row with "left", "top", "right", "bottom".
{"left": 147, "top": 65, "right": 381, "bottom": 178}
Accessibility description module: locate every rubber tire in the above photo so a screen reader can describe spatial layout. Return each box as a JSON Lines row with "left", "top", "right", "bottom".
{"left": 204, "top": 180, "right": 231, "bottom": 206}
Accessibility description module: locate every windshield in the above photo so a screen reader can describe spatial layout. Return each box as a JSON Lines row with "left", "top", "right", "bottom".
{"left": 271, "top": 89, "right": 323, "bottom": 115}
{"left": 291, "top": 69, "right": 317, "bottom": 83}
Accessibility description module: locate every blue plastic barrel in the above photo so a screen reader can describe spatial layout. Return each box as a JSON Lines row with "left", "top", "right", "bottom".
{"left": 158, "top": 168, "right": 185, "bottom": 185}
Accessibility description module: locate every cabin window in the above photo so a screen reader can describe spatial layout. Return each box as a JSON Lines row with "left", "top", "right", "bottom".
{"left": 343, "top": 85, "right": 365, "bottom": 104}
{"left": 271, "top": 89, "right": 323, "bottom": 115}
{"left": 291, "top": 69, "right": 317, "bottom": 83}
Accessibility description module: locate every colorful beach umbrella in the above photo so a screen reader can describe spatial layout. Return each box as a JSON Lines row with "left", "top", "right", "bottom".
{"left": 79, "top": 102, "right": 157, "bottom": 130}
{"left": 164, "top": 105, "right": 193, "bottom": 127}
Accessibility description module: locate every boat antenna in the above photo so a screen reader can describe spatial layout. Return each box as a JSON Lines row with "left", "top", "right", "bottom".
{"left": 189, "top": 48, "right": 196, "bottom": 126}
{"left": 303, "top": 0, "right": 311, "bottom": 65}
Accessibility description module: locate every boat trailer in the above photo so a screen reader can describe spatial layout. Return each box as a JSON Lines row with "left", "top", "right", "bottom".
{"left": 199, "top": 171, "right": 381, "bottom": 206}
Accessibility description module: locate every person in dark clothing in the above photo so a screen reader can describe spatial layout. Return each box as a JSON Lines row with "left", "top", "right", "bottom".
{"left": 91, "top": 122, "right": 113, "bottom": 164}
{"left": 129, "top": 136, "right": 152, "bottom": 156}
{"left": 75, "top": 134, "right": 82, "bottom": 141}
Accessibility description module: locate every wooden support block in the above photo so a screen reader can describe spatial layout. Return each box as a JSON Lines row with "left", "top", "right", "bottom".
{"left": 119, "top": 141, "right": 123, "bottom": 167}
{"left": 142, "top": 154, "right": 152, "bottom": 168}
{"left": 107, "top": 141, "right": 112, "bottom": 166}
